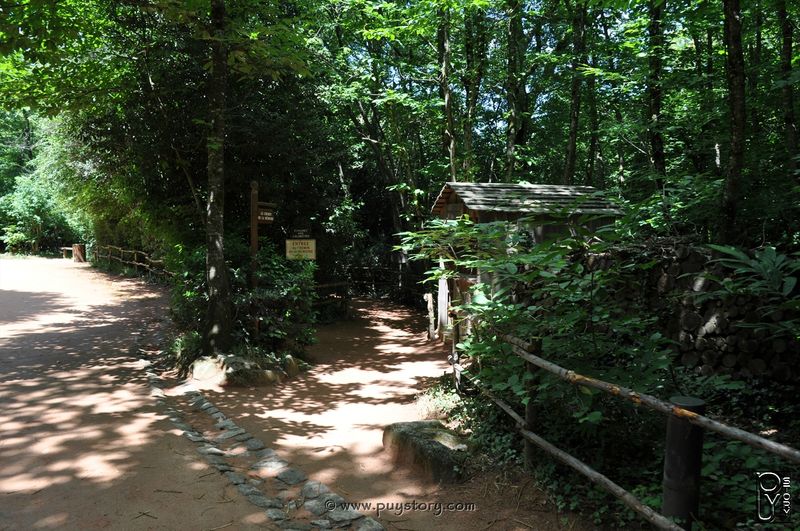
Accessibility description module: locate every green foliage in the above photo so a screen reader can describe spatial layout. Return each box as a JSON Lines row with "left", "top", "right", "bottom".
{"left": 232, "top": 242, "right": 317, "bottom": 356}
{"left": 0, "top": 170, "right": 80, "bottom": 254}
{"left": 169, "top": 240, "right": 316, "bottom": 375}
{"left": 700, "top": 245, "right": 800, "bottom": 341}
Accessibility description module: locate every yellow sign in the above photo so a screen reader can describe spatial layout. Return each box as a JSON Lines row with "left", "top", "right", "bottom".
{"left": 286, "top": 239, "right": 316, "bottom": 260}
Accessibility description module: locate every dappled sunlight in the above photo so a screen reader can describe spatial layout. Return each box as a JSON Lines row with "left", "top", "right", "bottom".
{"left": 0, "top": 258, "right": 268, "bottom": 529}
{"left": 33, "top": 512, "right": 69, "bottom": 529}
{"left": 198, "top": 298, "right": 453, "bottom": 525}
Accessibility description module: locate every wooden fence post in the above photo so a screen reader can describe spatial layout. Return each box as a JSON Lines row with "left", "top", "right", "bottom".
{"left": 662, "top": 396, "right": 706, "bottom": 529}
{"left": 523, "top": 339, "right": 542, "bottom": 472}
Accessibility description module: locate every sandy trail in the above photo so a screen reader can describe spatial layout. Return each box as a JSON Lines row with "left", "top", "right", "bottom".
{"left": 182, "top": 300, "right": 587, "bottom": 531}
{"left": 0, "top": 257, "right": 272, "bottom": 530}
{"left": 0, "top": 256, "right": 586, "bottom": 531}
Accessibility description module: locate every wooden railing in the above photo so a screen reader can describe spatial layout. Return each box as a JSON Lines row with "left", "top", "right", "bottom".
{"left": 94, "top": 244, "right": 172, "bottom": 279}
{"left": 450, "top": 334, "right": 800, "bottom": 530}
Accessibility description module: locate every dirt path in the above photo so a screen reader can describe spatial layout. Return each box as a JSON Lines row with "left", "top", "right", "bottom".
{"left": 0, "top": 257, "right": 272, "bottom": 530}
{"left": 1, "top": 257, "right": 588, "bottom": 531}
{"left": 179, "top": 300, "right": 588, "bottom": 531}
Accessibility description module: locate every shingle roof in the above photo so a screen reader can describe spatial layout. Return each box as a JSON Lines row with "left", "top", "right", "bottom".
{"left": 431, "top": 182, "right": 622, "bottom": 216}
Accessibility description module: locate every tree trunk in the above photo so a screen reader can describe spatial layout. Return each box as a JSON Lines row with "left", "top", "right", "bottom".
{"left": 563, "top": 1, "right": 585, "bottom": 185}
{"left": 777, "top": 0, "right": 798, "bottom": 179}
{"left": 203, "top": 0, "right": 234, "bottom": 355}
{"left": 437, "top": 7, "right": 457, "bottom": 181}
{"left": 721, "top": 0, "right": 746, "bottom": 244}
{"left": 505, "top": 0, "right": 527, "bottom": 180}
{"left": 462, "top": 9, "right": 487, "bottom": 181}
{"left": 708, "top": 28, "right": 721, "bottom": 173}
{"left": 647, "top": 0, "right": 666, "bottom": 187}
{"left": 586, "top": 55, "right": 599, "bottom": 187}
{"left": 748, "top": 3, "right": 763, "bottom": 136}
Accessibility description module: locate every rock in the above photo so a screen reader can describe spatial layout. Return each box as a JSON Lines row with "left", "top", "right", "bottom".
{"left": 211, "top": 412, "right": 226, "bottom": 421}
{"left": 356, "top": 517, "right": 385, "bottom": 530}
{"left": 681, "top": 352, "right": 699, "bottom": 368}
{"left": 214, "top": 464, "right": 233, "bottom": 472}
{"left": 722, "top": 354, "right": 737, "bottom": 368}
{"left": 199, "top": 445, "right": 225, "bottom": 456}
{"left": 237, "top": 484, "right": 262, "bottom": 497}
{"left": 184, "top": 432, "right": 206, "bottom": 443}
{"left": 276, "top": 468, "right": 308, "bottom": 486}
{"left": 265, "top": 508, "right": 288, "bottom": 521}
{"left": 304, "top": 493, "right": 345, "bottom": 516}
{"left": 249, "top": 494, "right": 283, "bottom": 509}
{"left": 234, "top": 432, "right": 253, "bottom": 442}
{"left": 204, "top": 455, "right": 227, "bottom": 466}
{"left": 224, "top": 471, "right": 247, "bottom": 485}
{"left": 327, "top": 508, "right": 362, "bottom": 523}
{"left": 192, "top": 356, "right": 226, "bottom": 384}
{"left": 301, "top": 480, "right": 331, "bottom": 499}
{"left": 252, "top": 448, "right": 277, "bottom": 459}
{"left": 245, "top": 438, "right": 266, "bottom": 451}
{"left": 172, "top": 421, "right": 191, "bottom": 432}
{"left": 383, "top": 421, "right": 466, "bottom": 484}
{"left": 251, "top": 455, "right": 289, "bottom": 472}
{"left": 284, "top": 355, "right": 301, "bottom": 378}
{"left": 215, "top": 428, "right": 247, "bottom": 441}
{"left": 680, "top": 311, "right": 703, "bottom": 331}
{"left": 215, "top": 419, "right": 239, "bottom": 430}
{"left": 311, "top": 520, "right": 332, "bottom": 529}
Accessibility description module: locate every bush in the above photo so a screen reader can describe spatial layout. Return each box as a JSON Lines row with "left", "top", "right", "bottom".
{"left": 400, "top": 215, "right": 800, "bottom": 528}
{"left": 168, "top": 240, "right": 316, "bottom": 376}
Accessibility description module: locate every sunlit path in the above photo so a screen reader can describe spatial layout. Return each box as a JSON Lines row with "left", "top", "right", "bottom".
{"left": 0, "top": 257, "right": 272, "bottom": 530}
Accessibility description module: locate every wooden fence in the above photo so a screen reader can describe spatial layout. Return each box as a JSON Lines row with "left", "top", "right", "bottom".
{"left": 450, "top": 333, "right": 800, "bottom": 530}
{"left": 94, "top": 244, "right": 172, "bottom": 279}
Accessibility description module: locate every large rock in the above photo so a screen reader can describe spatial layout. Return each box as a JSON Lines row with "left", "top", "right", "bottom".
{"left": 191, "top": 355, "right": 283, "bottom": 387}
{"left": 382, "top": 420, "right": 466, "bottom": 484}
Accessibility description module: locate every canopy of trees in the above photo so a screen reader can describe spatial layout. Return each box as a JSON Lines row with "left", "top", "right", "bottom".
{"left": 1, "top": 1, "right": 798, "bottom": 528}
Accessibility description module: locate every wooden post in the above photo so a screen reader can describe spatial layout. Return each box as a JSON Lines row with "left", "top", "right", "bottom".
{"left": 424, "top": 293, "right": 436, "bottom": 341}
{"left": 250, "top": 181, "right": 259, "bottom": 336}
{"left": 523, "top": 339, "right": 541, "bottom": 472}
{"left": 662, "top": 396, "right": 706, "bottom": 529}
{"left": 72, "top": 243, "right": 85, "bottom": 263}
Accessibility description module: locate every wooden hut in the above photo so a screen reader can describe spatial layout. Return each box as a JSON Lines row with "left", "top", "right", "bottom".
{"left": 430, "top": 182, "right": 621, "bottom": 339}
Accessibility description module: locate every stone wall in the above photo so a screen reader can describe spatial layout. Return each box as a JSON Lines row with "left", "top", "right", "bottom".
{"left": 613, "top": 243, "right": 798, "bottom": 382}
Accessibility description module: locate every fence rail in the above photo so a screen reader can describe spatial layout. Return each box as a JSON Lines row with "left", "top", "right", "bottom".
{"left": 450, "top": 334, "right": 800, "bottom": 530}
{"left": 94, "top": 244, "right": 172, "bottom": 278}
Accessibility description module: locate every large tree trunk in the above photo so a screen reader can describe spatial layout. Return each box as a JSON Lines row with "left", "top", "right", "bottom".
{"left": 562, "top": 1, "right": 585, "bottom": 185}
{"left": 462, "top": 9, "right": 487, "bottom": 181}
{"left": 505, "top": 0, "right": 527, "bottom": 180}
{"left": 437, "top": 7, "right": 457, "bottom": 181}
{"left": 721, "top": 0, "right": 746, "bottom": 244}
{"left": 203, "top": 0, "right": 234, "bottom": 355}
{"left": 777, "top": 0, "right": 798, "bottom": 179}
{"left": 647, "top": 0, "right": 666, "bottom": 188}
{"left": 585, "top": 56, "right": 600, "bottom": 187}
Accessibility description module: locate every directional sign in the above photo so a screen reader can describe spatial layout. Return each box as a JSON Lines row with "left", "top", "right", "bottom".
{"left": 258, "top": 202, "right": 276, "bottom": 224}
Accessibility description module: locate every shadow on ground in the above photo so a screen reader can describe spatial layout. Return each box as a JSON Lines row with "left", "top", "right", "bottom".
{"left": 0, "top": 259, "right": 270, "bottom": 530}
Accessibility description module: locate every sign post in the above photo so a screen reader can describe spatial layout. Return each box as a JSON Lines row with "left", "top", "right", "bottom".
{"left": 249, "top": 181, "right": 275, "bottom": 335}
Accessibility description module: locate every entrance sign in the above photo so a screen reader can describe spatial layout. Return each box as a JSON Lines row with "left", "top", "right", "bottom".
{"left": 286, "top": 239, "right": 316, "bottom": 260}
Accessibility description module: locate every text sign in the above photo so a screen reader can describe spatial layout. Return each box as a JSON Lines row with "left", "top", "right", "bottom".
{"left": 286, "top": 239, "right": 316, "bottom": 260}
{"left": 258, "top": 202, "right": 276, "bottom": 224}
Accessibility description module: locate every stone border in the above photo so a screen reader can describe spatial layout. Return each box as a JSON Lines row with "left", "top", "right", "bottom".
{"left": 145, "top": 369, "right": 383, "bottom": 531}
